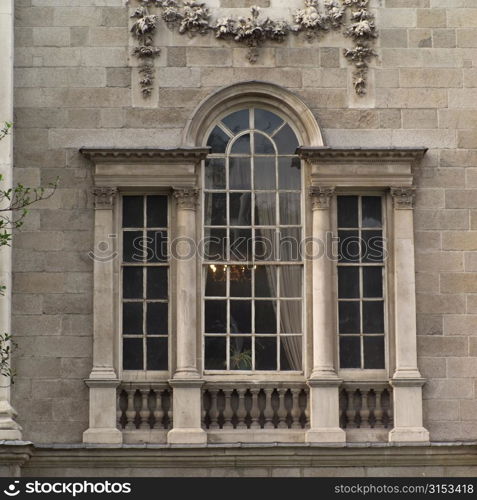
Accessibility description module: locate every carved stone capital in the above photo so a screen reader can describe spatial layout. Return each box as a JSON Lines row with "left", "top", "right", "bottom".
{"left": 173, "top": 188, "right": 199, "bottom": 210}
{"left": 391, "top": 187, "right": 415, "bottom": 210}
{"left": 93, "top": 187, "right": 117, "bottom": 210}
{"left": 309, "top": 186, "right": 335, "bottom": 210}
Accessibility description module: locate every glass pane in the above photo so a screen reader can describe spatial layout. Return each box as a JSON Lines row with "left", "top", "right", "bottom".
{"left": 278, "top": 157, "right": 301, "bottom": 190}
{"left": 338, "top": 196, "right": 358, "bottom": 228}
{"left": 146, "top": 195, "right": 167, "bottom": 228}
{"left": 279, "top": 192, "right": 300, "bottom": 225}
{"left": 338, "top": 267, "right": 359, "bottom": 299}
{"left": 254, "top": 133, "right": 275, "bottom": 155}
{"left": 255, "top": 228, "right": 276, "bottom": 261}
{"left": 230, "top": 300, "right": 251, "bottom": 334}
{"left": 229, "top": 158, "right": 251, "bottom": 190}
{"left": 204, "top": 337, "right": 226, "bottom": 370}
{"left": 123, "top": 338, "right": 143, "bottom": 370}
{"left": 123, "top": 266, "right": 143, "bottom": 299}
{"left": 205, "top": 264, "right": 226, "bottom": 296}
{"left": 123, "top": 302, "right": 143, "bottom": 335}
{"left": 203, "top": 228, "right": 226, "bottom": 261}
{"left": 204, "top": 193, "right": 226, "bottom": 226}
{"left": 222, "top": 109, "right": 249, "bottom": 134}
{"left": 255, "top": 300, "right": 277, "bottom": 333}
{"left": 339, "top": 301, "right": 360, "bottom": 333}
{"left": 230, "top": 193, "right": 251, "bottom": 226}
{"left": 255, "top": 266, "right": 277, "bottom": 297}
{"left": 205, "top": 158, "right": 226, "bottom": 189}
{"left": 363, "top": 267, "right": 383, "bottom": 298}
{"left": 230, "top": 134, "right": 251, "bottom": 154}
{"left": 279, "top": 228, "right": 301, "bottom": 262}
{"left": 255, "top": 192, "right": 276, "bottom": 226}
{"left": 230, "top": 267, "right": 251, "bottom": 297}
{"left": 338, "top": 230, "right": 360, "bottom": 263}
{"left": 274, "top": 124, "right": 298, "bottom": 155}
{"left": 123, "top": 231, "right": 144, "bottom": 263}
{"left": 280, "top": 337, "right": 302, "bottom": 371}
{"left": 230, "top": 337, "right": 252, "bottom": 370}
{"left": 254, "top": 157, "right": 276, "bottom": 190}
{"left": 204, "top": 300, "right": 226, "bottom": 333}
{"left": 123, "top": 196, "right": 143, "bottom": 228}
{"left": 339, "top": 336, "right": 360, "bottom": 369}
{"left": 255, "top": 337, "right": 277, "bottom": 370}
{"left": 363, "top": 336, "right": 385, "bottom": 369}
{"left": 363, "top": 300, "right": 384, "bottom": 333}
{"left": 147, "top": 337, "right": 168, "bottom": 370}
{"left": 362, "top": 196, "right": 382, "bottom": 228}
{"left": 362, "top": 230, "right": 384, "bottom": 263}
{"left": 280, "top": 266, "right": 301, "bottom": 297}
{"left": 146, "top": 302, "right": 168, "bottom": 335}
{"left": 147, "top": 267, "right": 168, "bottom": 299}
{"left": 255, "top": 109, "right": 283, "bottom": 135}
{"left": 207, "top": 126, "right": 230, "bottom": 154}
{"left": 280, "top": 300, "right": 301, "bottom": 333}
{"left": 229, "top": 228, "right": 252, "bottom": 261}
{"left": 147, "top": 230, "right": 167, "bottom": 263}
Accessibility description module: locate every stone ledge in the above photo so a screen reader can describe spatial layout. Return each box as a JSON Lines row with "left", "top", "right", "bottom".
{"left": 297, "top": 147, "right": 428, "bottom": 162}
{"left": 80, "top": 147, "right": 210, "bottom": 163}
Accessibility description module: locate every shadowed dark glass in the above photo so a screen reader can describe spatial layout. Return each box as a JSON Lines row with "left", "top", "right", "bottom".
{"left": 337, "top": 196, "right": 358, "bottom": 228}
{"left": 204, "top": 337, "right": 226, "bottom": 370}
{"left": 207, "top": 126, "right": 230, "bottom": 154}
{"left": 255, "top": 337, "right": 277, "bottom": 370}
{"left": 363, "top": 301, "right": 384, "bottom": 333}
{"left": 146, "top": 195, "right": 167, "bottom": 228}
{"left": 230, "top": 300, "right": 251, "bottom": 334}
{"left": 222, "top": 109, "right": 249, "bottom": 134}
{"left": 147, "top": 337, "right": 168, "bottom": 370}
{"left": 123, "top": 267, "right": 143, "bottom": 299}
{"left": 274, "top": 125, "right": 298, "bottom": 155}
{"left": 338, "top": 267, "right": 359, "bottom": 299}
{"left": 339, "top": 336, "right": 360, "bottom": 369}
{"left": 339, "top": 301, "right": 360, "bottom": 333}
{"left": 123, "top": 196, "right": 143, "bottom": 228}
{"left": 146, "top": 302, "right": 168, "bottom": 335}
{"left": 255, "top": 109, "right": 283, "bottom": 134}
{"left": 205, "top": 300, "right": 226, "bottom": 333}
{"left": 122, "top": 303, "right": 143, "bottom": 335}
{"left": 147, "top": 267, "right": 168, "bottom": 299}
{"left": 123, "top": 338, "right": 143, "bottom": 370}
{"left": 362, "top": 196, "right": 382, "bottom": 228}
{"left": 363, "top": 267, "right": 383, "bottom": 298}
{"left": 363, "top": 336, "right": 385, "bottom": 369}
{"left": 255, "top": 300, "right": 277, "bottom": 333}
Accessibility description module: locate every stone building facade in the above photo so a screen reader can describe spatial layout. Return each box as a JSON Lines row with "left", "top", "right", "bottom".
{"left": 0, "top": 0, "right": 476, "bottom": 476}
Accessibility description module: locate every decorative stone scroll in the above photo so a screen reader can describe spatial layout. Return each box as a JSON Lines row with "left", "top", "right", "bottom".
{"left": 92, "top": 187, "right": 118, "bottom": 209}
{"left": 309, "top": 186, "right": 335, "bottom": 210}
{"left": 128, "top": 0, "right": 378, "bottom": 97}
{"left": 390, "top": 187, "right": 415, "bottom": 210}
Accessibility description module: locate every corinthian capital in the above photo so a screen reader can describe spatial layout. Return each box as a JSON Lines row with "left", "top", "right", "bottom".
{"left": 93, "top": 187, "right": 117, "bottom": 209}
{"left": 391, "top": 187, "right": 415, "bottom": 209}
{"left": 309, "top": 186, "right": 335, "bottom": 210}
{"left": 173, "top": 188, "right": 199, "bottom": 210}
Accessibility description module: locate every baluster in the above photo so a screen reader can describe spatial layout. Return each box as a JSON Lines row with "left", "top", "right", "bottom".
{"left": 223, "top": 389, "right": 234, "bottom": 429}
{"left": 230, "top": 389, "right": 239, "bottom": 429}
{"left": 244, "top": 389, "right": 253, "bottom": 429}
{"left": 375, "top": 390, "right": 383, "bottom": 428}
{"left": 263, "top": 388, "right": 274, "bottom": 429}
{"left": 257, "top": 389, "right": 266, "bottom": 429}
{"left": 381, "top": 388, "right": 391, "bottom": 428}
{"left": 236, "top": 388, "right": 247, "bottom": 429}
{"left": 339, "top": 388, "right": 348, "bottom": 429}
{"left": 147, "top": 389, "right": 157, "bottom": 429}
{"left": 153, "top": 389, "right": 163, "bottom": 430}
{"left": 162, "top": 389, "right": 171, "bottom": 429}
{"left": 217, "top": 389, "right": 225, "bottom": 429}
{"left": 118, "top": 389, "right": 128, "bottom": 429}
{"left": 140, "top": 390, "right": 149, "bottom": 429}
{"left": 367, "top": 389, "right": 377, "bottom": 429}
{"left": 250, "top": 388, "right": 261, "bottom": 429}
{"left": 353, "top": 389, "right": 362, "bottom": 429}
{"left": 133, "top": 389, "right": 142, "bottom": 429}
{"left": 276, "top": 388, "right": 287, "bottom": 429}
{"left": 203, "top": 389, "right": 211, "bottom": 429}
{"left": 290, "top": 388, "right": 301, "bottom": 429}
{"left": 345, "top": 389, "right": 354, "bottom": 429}
{"left": 284, "top": 389, "right": 293, "bottom": 429}
{"left": 126, "top": 389, "right": 135, "bottom": 430}
{"left": 298, "top": 389, "right": 308, "bottom": 428}
{"left": 209, "top": 390, "right": 219, "bottom": 429}
{"left": 361, "top": 390, "right": 370, "bottom": 428}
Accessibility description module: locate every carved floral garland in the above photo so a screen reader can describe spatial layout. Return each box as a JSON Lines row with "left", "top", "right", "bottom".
{"left": 128, "top": 0, "right": 377, "bottom": 97}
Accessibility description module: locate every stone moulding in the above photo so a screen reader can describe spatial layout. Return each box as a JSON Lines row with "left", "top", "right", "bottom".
{"left": 127, "top": 0, "right": 379, "bottom": 97}
{"left": 297, "top": 147, "right": 428, "bottom": 162}
{"left": 80, "top": 147, "right": 210, "bottom": 162}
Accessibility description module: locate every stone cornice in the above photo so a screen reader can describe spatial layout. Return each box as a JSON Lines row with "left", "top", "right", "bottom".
{"left": 297, "top": 147, "right": 428, "bottom": 162}
{"left": 80, "top": 147, "right": 210, "bottom": 164}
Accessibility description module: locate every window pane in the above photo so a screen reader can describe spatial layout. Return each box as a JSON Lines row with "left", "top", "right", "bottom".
{"left": 363, "top": 336, "right": 385, "bottom": 369}
{"left": 338, "top": 196, "right": 358, "bottom": 228}
{"left": 146, "top": 195, "right": 167, "bottom": 228}
{"left": 362, "top": 196, "right": 382, "bottom": 228}
{"left": 205, "top": 300, "right": 226, "bottom": 333}
{"left": 230, "top": 337, "right": 252, "bottom": 370}
{"left": 255, "top": 266, "right": 277, "bottom": 297}
{"left": 254, "top": 133, "right": 275, "bottom": 155}
{"left": 338, "top": 230, "right": 360, "bottom": 263}
{"left": 205, "top": 264, "right": 226, "bottom": 296}
{"left": 123, "top": 338, "right": 143, "bottom": 370}
{"left": 255, "top": 109, "right": 283, "bottom": 135}
{"left": 147, "top": 230, "right": 167, "bottom": 263}
{"left": 146, "top": 302, "right": 168, "bottom": 335}
{"left": 279, "top": 228, "right": 301, "bottom": 262}
{"left": 339, "top": 301, "right": 360, "bottom": 333}
{"left": 204, "top": 228, "right": 226, "bottom": 261}
{"left": 123, "top": 302, "right": 143, "bottom": 335}
{"left": 204, "top": 337, "right": 226, "bottom": 370}
{"left": 279, "top": 193, "right": 300, "bottom": 225}
{"left": 147, "top": 267, "right": 168, "bottom": 299}
{"left": 362, "top": 230, "right": 384, "bottom": 263}
{"left": 207, "top": 126, "right": 229, "bottom": 154}
{"left": 230, "top": 267, "right": 251, "bottom": 297}
{"left": 123, "top": 266, "right": 143, "bottom": 299}
{"left": 255, "top": 337, "right": 277, "bottom": 370}
{"left": 339, "top": 336, "right": 360, "bottom": 369}
{"left": 338, "top": 267, "right": 359, "bottom": 299}
{"left": 205, "top": 158, "right": 226, "bottom": 189}
{"left": 229, "top": 158, "right": 251, "bottom": 190}
{"left": 274, "top": 124, "right": 298, "bottom": 155}
{"left": 255, "top": 228, "right": 276, "bottom": 261}
{"left": 363, "top": 267, "right": 383, "bottom": 298}
{"left": 255, "top": 192, "right": 276, "bottom": 226}
{"left": 255, "top": 300, "right": 277, "bottom": 333}
{"left": 147, "top": 337, "right": 168, "bottom": 370}
{"left": 254, "top": 157, "right": 276, "bottom": 190}
{"left": 278, "top": 157, "right": 301, "bottom": 190}
{"left": 280, "top": 300, "right": 301, "bottom": 333}
{"left": 363, "top": 300, "right": 384, "bottom": 333}
{"left": 123, "top": 231, "right": 144, "bottom": 263}
{"left": 280, "top": 266, "right": 301, "bottom": 297}
{"left": 229, "top": 228, "right": 252, "bottom": 261}
{"left": 230, "top": 134, "right": 251, "bottom": 154}
{"left": 222, "top": 109, "right": 249, "bottom": 134}
{"left": 123, "top": 196, "right": 143, "bottom": 228}
{"left": 230, "top": 300, "right": 251, "bottom": 334}
{"left": 280, "top": 337, "right": 302, "bottom": 371}
{"left": 230, "top": 193, "right": 251, "bottom": 226}
{"left": 204, "top": 193, "right": 226, "bottom": 226}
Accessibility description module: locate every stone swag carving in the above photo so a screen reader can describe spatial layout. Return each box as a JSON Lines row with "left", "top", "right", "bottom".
{"left": 390, "top": 187, "right": 416, "bottom": 210}
{"left": 309, "top": 186, "right": 335, "bottom": 210}
{"left": 128, "top": 0, "right": 378, "bottom": 97}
